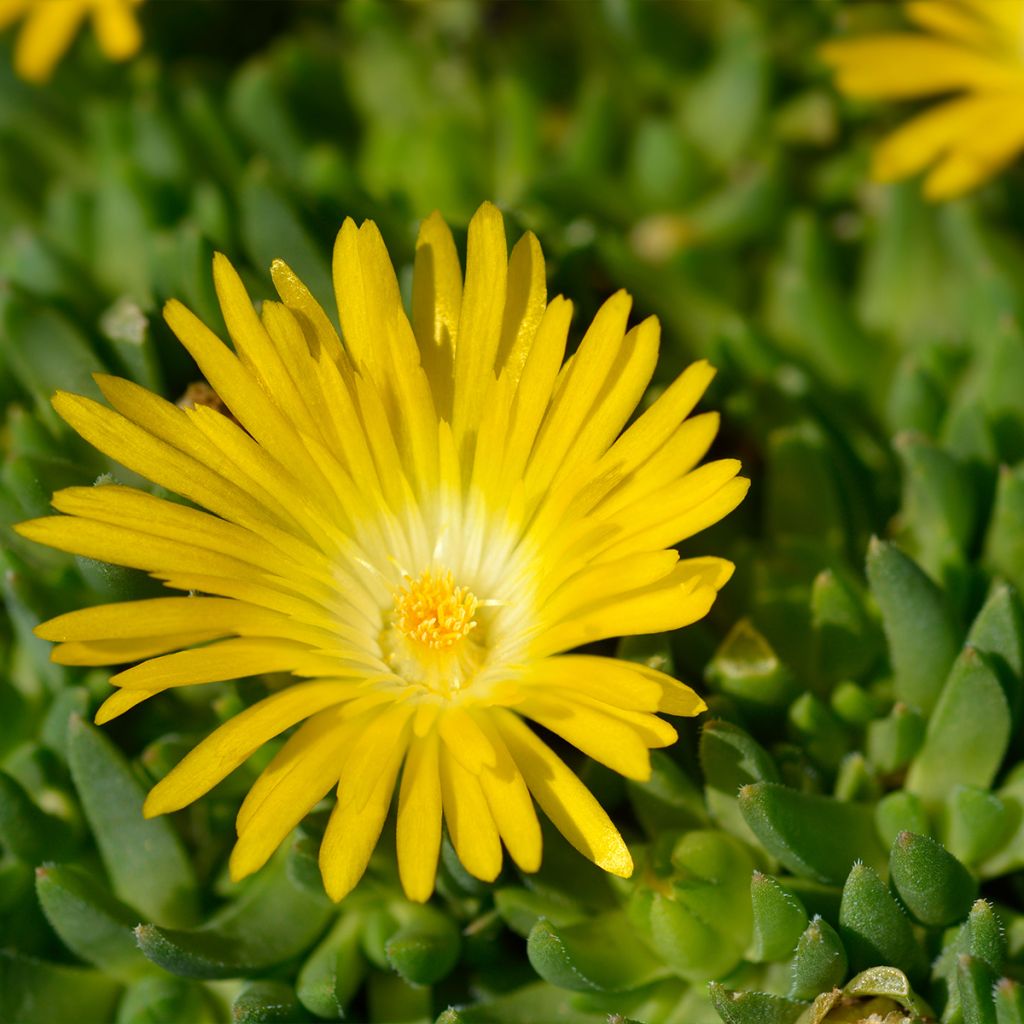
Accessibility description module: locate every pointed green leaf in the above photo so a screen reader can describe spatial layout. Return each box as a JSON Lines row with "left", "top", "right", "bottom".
{"left": 0, "top": 770, "right": 77, "bottom": 863}
{"left": 296, "top": 912, "right": 366, "bottom": 1020}
{"left": 906, "top": 647, "right": 1013, "bottom": 806}
{"left": 984, "top": 466, "right": 1024, "bottom": 594}
{"left": 889, "top": 831, "right": 977, "bottom": 927}
{"left": 527, "top": 911, "right": 664, "bottom": 993}
{"left": 866, "top": 704, "right": 925, "bottom": 774}
{"left": 708, "top": 983, "right": 804, "bottom": 1024}
{"left": 875, "top": 791, "right": 929, "bottom": 848}
{"left": 701, "top": 719, "right": 779, "bottom": 844}
{"left": 838, "top": 863, "right": 927, "bottom": 985}
{"left": 67, "top": 715, "right": 198, "bottom": 926}
{"left": 386, "top": 903, "right": 461, "bottom": 986}
{"left": 135, "top": 847, "right": 332, "bottom": 978}
{"left": 35, "top": 864, "right": 148, "bottom": 981}
{"left": 232, "top": 981, "right": 303, "bottom": 1024}
{"left": 967, "top": 584, "right": 1024, "bottom": 690}
{"left": 0, "top": 951, "right": 121, "bottom": 1024}
{"left": 435, "top": 981, "right": 607, "bottom": 1023}
{"left": 811, "top": 568, "right": 882, "bottom": 684}
{"left": 749, "top": 871, "right": 809, "bottom": 963}
{"left": 115, "top": 976, "right": 215, "bottom": 1024}
{"left": 866, "top": 537, "right": 960, "bottom": 715}
{"left": 739, "top": 782, "right": 886, "bottom": 884}
{"left": 995, "top": 978, "right": 1024, "bottom": 1024}
{"left": 789, "top": 915, "right": 847, "bottom": 1001}
{"left": 959, "top": 954, "right": 999, "bottom": 1024}
{"left": 706, "top": 620, "right": 798, "bottom": 711}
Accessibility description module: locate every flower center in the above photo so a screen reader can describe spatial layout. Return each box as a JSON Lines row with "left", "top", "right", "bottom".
{"left": 393, "top": 570, "right": 479, "bottom": 651}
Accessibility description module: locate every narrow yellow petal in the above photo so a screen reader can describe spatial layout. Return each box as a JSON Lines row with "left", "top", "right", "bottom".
{"left": 270, "top": 258, "right": 347, "bottom": 366}
{"left": 90, "top": 0, "right": 141, "bottom": 61}
{"left": 470, "top": 711, "right": 542, "bottom": 872}
{"left": 872, "top": 94, "right": 1010, "bottom": 184}
{"left": 164, "top": 299, "right": 335, "bottom": 508}
{"left": 145, "top": 681, "right": 358, "bottom": 817}
{"left": 95, "top": 687, "right": 157, "bottom": 725}
{"left": 495, "top": 709, "right": 632, "bottom": 878}
{"left": 820, "top": 34, "right": 1024, "bottom": 98}
{"left": 14, "top": 0, "right": 86, "bottom": 82}
{"left": 499, "top": 296, "right": 573, "bottom": 487}
{"left": 36, "top": 596, "right": 302, "bottom": 643}
{"left": 598, "top": 360, "right": 716, "bottom": 481}
{"left": 229, "top": 707, "right": 351, "bottom": 881}
{"left": 519, "top": 656, "right": 664, "bottom": 713}
{"left": 439, "top": 743, "right": 503, "bottom": 882}
{"left": 438, "top": 704, "right": 497, "bottom": 774}
{"left": 14, "top": 515, "right": 259, "bottom": 582}
{"left": 525, "top": 290, "right": 632, "bottom": 496}
{"left": 412, "top": 211, "right": 462, "bottom": 416}
{"left": 541, "top": 550, "right": 680, "bottom": 624}
{"left": 567, "top": 316, "right": 661, "bottom": 473}
{"left": 52, "top": 631, "right": 224, "bottom": 666}
{"left": 319, "top": 711, "right": 411, "bottom": 902}
{"left": 109, "top": 638, "right": 311, "bottom": 691}
{"left": 47, "top": 389, "right": 289, "bottom": 539}
{"left": 396, "top": 730, "right": 443, "bottom": 902}
{"left": 517, "top": 693, "right": 655, "bottom": 781}
{"left": 496, "top": 231, "right": 547, "bottom": 386}
{"left": 452, "top": 202, "right": 508, "bottom": 446}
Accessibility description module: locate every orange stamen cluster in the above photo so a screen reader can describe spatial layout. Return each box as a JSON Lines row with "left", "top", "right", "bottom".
{"left": 394, "top": 570, "right": 479, "bottom": 650}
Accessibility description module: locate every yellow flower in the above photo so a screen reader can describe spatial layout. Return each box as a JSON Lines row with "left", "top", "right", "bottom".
{"left": 16, "top": 203, "right": 747, "bottom": 902}
{"left": 0, "top": 0, "right": 142, "bottom": 83}
{"left": 820, "top": 0, "right": 1024, "bottom": 200}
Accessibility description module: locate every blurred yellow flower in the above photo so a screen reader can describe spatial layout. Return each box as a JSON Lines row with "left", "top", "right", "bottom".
{"left": 821, "top": 1, "right": 1024, "bottom": 200}
{"left": 0, "top": 0, "right": 142, "bottom": 83}
{"left": 16, "top": 203, "right": 747, "bottom": 902}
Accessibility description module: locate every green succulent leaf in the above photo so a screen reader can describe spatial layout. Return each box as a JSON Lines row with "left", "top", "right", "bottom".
{"left": 115, "top": 976, "right": 217, "bottom": 1024}
{"left": 906, "top": 647, "right": 1014, "bottom": 807}
{"left": 889, "top": 831, "right": 978, "bottom": 927}
{"left": 838, "top": 862, "right": 927, "bottom": 985}
{"left": 866, "top": 537, "right": 960, "bottom": 716}
{"left": 232, "top": 980, "right": 303, "bottom": 1024}
{"left": 946, "top": 785, "right": 1014, "bottom": 867}
{"left": 385, "top": 902, "right": 462, "bottom": 986}
{"left": 526, "top": 911, "right": 665, "bottom": 993}
{"left": 958, "top": 954, "right": 999, "bottom": 1024}
{"left": 788, "top": 915, "right": 847, "bottom": 1001}
{"left": 67, "top": 715, "right": 199, "bottom": 928}
{"left": 0, "top": 950, "right": 122, "bottom": 1024}
{"left": 875, "top": 791, "right": 930, "bottom": 848}
{"left": 708, "top": 982, "right": 805, "bottom": 1024}
{"left": 994, "top": 978, "right": 1024, "bottom": 1024}
{"left": 134, "top": 847, "right": 333, "bottom": 979}
{"left": 0, "top": 769, "right": 78, "bottom": 863}
{"left": 749, "top": 871, "right": 809, "bottom": 963}
{"left": 35, "top": 863, "right": 149, "bottom": 982}
{"left": 296, "top": 911, "right": 365, "bottom": 1019}
{"left": 701, "top": 719, "right": 780, "bottom": 844}
{"left": 739, "top": 782, "right": 886, "bottom": 884}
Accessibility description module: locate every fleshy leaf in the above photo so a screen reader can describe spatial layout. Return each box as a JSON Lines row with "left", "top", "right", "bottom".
{"left": 67, "top": 715, "right": 199, "bottom": 927}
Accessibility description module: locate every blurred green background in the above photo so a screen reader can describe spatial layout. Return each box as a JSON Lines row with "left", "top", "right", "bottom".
{"left": 5, "top": 2, "right": 1024, "bottom": 1022}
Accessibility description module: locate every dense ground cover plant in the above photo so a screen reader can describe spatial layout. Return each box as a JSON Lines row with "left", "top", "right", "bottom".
{"left": 3, "top": 2, "right": 1024, "bottom": 1022}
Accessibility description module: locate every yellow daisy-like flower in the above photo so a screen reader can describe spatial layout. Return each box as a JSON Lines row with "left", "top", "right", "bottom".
{"left": 16, "top": 203, "right": 748, "bottom": 902}
{"left": 0, "top": 0, "right": 142, "bottom": 83}
{"left": 821, "top": 0, "right": 1024, "bottom": 200}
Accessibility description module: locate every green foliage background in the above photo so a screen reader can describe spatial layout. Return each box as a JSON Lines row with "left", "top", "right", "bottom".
{"left": 4, "top": 2, "right": 1024, "bottom": 1022}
